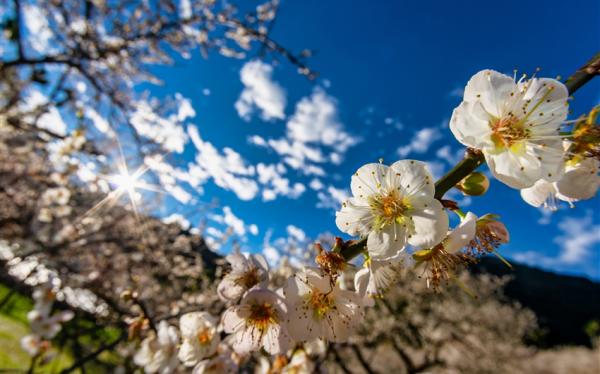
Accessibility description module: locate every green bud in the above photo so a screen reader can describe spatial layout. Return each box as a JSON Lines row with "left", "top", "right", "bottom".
{"left": 456, "top": 172, "right": 489, "bottom": 196}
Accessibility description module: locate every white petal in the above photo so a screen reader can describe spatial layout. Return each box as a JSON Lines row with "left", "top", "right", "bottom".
{"left": 250, "top": 253, "right": 269, "bottom": 274}
{"left": 157, "top": 321, "right": 178, "bottom": 347}
{"left": 485, "top": 150, "right": 542, "bottom": 189}
{"left": 444, "top": 212, "right": 477, "bottom": 254}
{"left": 450, "top": 100, "right": 493, "bottom": 149}
{"left": 180, "top": 312, "right": 206, "bottom": 338}
{"left": 335, "top": 198, "right": 372, "bottom": 236}
{"left": 519, "top": 78, "right": 569, "bottom": 124}
{"left": 225, "top": 251, "right": 248, "bottom": 272}
{"left": 556, "top": 158, "right": 600, "bottom": 201}
{"left": 520, "top": 179, "right": 556, "bottom": 207}
{"left": 178, "top": 340, "right": 199, "bottom": 367}
{"left": 388, "top": 160, "right": 435, "bottom": 202}
{"left": 463, "top": 69, "right": 516, "bottom": 118}
{"left": 408, "top": 200, "right": 449, "bottom": 249}
{"left": 221, "top": 306, "right": 246, "bottom": 334}
{"left": 350, "top": 163, "right": 387, "bottom": 199}
{"left": 217, "top": 277, "right": 245, "bottom": 302}
{"left": 262, "top": 324, "right": 290, "bottom": 355}
{"left": 532, "top": 139, "right": 566, "bottom": 183}
{"left": 354, "top": 267, "right": 369, "bottom": 297}
{"left": 366, "top": 224, "right": 407, "bottom": 260}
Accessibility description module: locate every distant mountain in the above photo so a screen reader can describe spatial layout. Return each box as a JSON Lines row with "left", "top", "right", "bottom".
{"left": 472, "top": 257, "right": 600, "bottom": 348}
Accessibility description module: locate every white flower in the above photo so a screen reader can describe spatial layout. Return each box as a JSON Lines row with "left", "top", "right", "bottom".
{"left": 217, "top": 251, "right": 269, "bottom": 303}
{"left": 222, "top": 288, "right": 291, "bottom": 355}
{"left": 443, "top": 212, "right": 478, "bottom": 254}
{"left": 32, "top": 281, "right": 57, "bottom": 316}
{"left": 41, "top": 187, "right": 71, "bottom": 206}
{"left": 134, "top": 321, "right": 179, "bottom": 374}
{"left": 521, "top": 158, "right": 600, "bottom": 209}
{"left": 450, "top": 69, "right": 569, "bottom": 189}
{"left": 354, "top": 257, "right": 405, "bottom": 306}
{"left": 27, "top": 309, "right": 74, "bottom": 339}
{"left": 20, "top": 334, "right": 47, "bottom": 356}
{"left": 413, "top": 212, "right": 478, "bottom": 289}
{"left": 192, "top": 353, "right": 237, "bottom": 374}
{"left": 282, "top": 350, "right": 314, "bottom": 374}
{"left": 303, "top": 338, "right": 327, "bottom": 357}
{"left": 335, "top": 161, "right": 449, "bottom": 260}
{"left": 178, "top": 312, "right": 220, "bottom": 367}
{"left": 555, "top": 158, "right": 600, "bottom": 200}
{"left": 283, "top": 267, "right": 364, "bottom": 342}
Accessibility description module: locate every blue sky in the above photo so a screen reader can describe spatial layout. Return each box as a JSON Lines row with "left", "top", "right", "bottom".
{"left": 139, "top": 0, "right": 600, "bottom": 279}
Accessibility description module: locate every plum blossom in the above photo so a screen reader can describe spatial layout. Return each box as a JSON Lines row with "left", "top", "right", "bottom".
{"left": 335, "top": 160, "right": 449, "bottom": 260}
{"left": 178, "top": 312, "right": 220, "bottom": 367}
{"left": 27, "top": 309, "right": 74, "bottom": 339}
{"left": 413, "top": 212, "right": 478, "bottom": 289}
{"left": 354, "top": 256, "right": 405, "bottom": 306}
{"left": 221, "top": 288, "right": 291, "bottom": 355}
{"left": 521, "top": 157, "right": 600, "bottom": 209}
{"left": 20, "top": 334, "right": 49, "bottom": 356}
{"left": 450, "top": 70, "right": 569, "bottom": 189}
{"left": 283, "top": 267, "right": 364, "bottom": 342}
{"left": 468, "top": 214, "right": 509, "bottom": 253}
{"left": 217, "top": 251, "right": 269, "bottom": 303}
{"left": 21, "top": 280, "right": 74, "bottom": 357}
{"left": 192, "top": 351, "right": 237, "bottom": 374}
{"left": 282, "top": 350, "right": 315, "bottom": 373}
{"left": 38, "top": 187, "right": 72, "bottom": 222}
{"left": 134, "top": 321, "right": 180, "bottom": 373}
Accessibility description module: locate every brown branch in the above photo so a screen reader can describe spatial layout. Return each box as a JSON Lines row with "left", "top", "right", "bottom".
{"left": 59, "top": 331, "right": 125, "bottom": 374}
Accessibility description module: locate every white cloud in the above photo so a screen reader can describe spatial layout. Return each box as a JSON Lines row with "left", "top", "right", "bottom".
{"left": 144, "top": 154, "right": 199, "bottom": 204}
{"left": 179, "top": 0, "right": 192, "bottom": 18}
{"left": 514, "top": 211, "right": 600, "bottom": 271}
{"left": 263, "top": 245, "right": 281, "bottom": 266}
{"left": 256, "top": 163, "right": 306, "bottom": 201}
{"left": 286, "top": 225, "right": 307, "bottom": 242}
{"left": 537, "top": 208, "right": 553, "bottom": 225}
{"left": 235, "top": 60, "right": 286, "bottom": 121}
{"left": 435, "top": 145, "right": 464, "bottom": 165}
{"left": 247, "top": 135, "right": 268, "bottom": 147}
{"left": 188, "top": 126, "right": 259, "bottom": 201}
{"left": 316, "top": 186, "right": 349, "bottom": 210}
{"left": 287, "top": 88, "right": 358, "bottom": 152}
{"left": 223, "top": 206, "right": 246, "bottom": 236}
{"left": 207, "top": 206, "right": 259, "bottom": 243}
{"left": 250, "top": 87, "right": 358, "bottom": 175}
{"left": 449, "top": 87, "right": 464, "bottom": 98}
{"left": 397, "top": 126, "right": 442, "bottom": 157}
{"left": 162, "top": 214, "right": 191, "bottom": 230}
{"left": 425, "top": 160, "right": 446, "bottom": 181}
{"left": 22, "top": 90, "right": 67, "bottom": 136}
{"left": 309, "top": 178, "right": 324, "bottom": 190}
{"left": 23, "top": 5, "right": 55, "bottom": 54}
{"left": 175, "top": 93, "right": 196, "bottom": 122}
{"left": 554, "top": 212, "right": 600, "bottom": 264}
{"left": 130, "top": 99, "right": 188, "bottom": 153}
{"left": 85, "top": 107, "right": 112, "bottom": 135}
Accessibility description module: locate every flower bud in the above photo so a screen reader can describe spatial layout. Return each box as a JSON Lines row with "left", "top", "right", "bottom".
{"left": 477, "top": 214, "right": 509, "bottom": 243}
{"left": 456, "top": 172, "right": 489, "bottom": 196}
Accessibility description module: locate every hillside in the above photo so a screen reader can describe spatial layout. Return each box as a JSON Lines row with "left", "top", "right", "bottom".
{"left": 472, "top": 257, "right": 600, "bottom": 347}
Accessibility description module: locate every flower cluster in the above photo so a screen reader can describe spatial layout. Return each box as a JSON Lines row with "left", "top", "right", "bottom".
{"left": 21, "top": 279, "right": 74, "bottom": 357}
{"left": 130, "top": 251, "right": 341, "bottom": 373}
{"left": 19, "top": 67, "right": 597, "bottom": 372}
{"left": 129, "top": 69, "right": 599, "bottom": 372}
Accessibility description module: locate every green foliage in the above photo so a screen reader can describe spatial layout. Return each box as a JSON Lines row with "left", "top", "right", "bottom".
{"left": 0, "top": 284, "right": 75, "bottom": 372}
